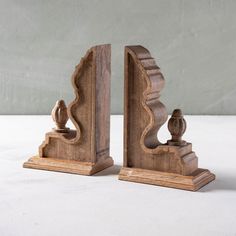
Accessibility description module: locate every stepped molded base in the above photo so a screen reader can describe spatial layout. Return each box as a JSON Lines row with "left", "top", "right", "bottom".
{"left": 23, "top": 156, "right": 114, "bottom": 176}
{"left": 119, "top": 167, "right": 215, "bottom": 191}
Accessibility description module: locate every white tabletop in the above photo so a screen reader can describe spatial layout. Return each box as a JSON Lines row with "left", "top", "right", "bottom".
{"left": 0, "top": 115, "right": 235, "bottom": 236}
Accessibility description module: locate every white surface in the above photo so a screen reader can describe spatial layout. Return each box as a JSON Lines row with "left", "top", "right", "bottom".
{"left": 0, "top": 115, "right": 236, "bottom": 236}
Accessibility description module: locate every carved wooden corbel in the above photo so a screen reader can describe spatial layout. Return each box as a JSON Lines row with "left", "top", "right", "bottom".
{"left": 119, "top": 45, "right": 215, "bottom": 191}
{"left": 24, "top": 44, "right": 114, "bottom": 175}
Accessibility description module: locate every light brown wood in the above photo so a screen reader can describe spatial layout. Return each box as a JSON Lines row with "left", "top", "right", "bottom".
{"left": 24, "top": 44, "right": 113, "bottom": 175}
{"left": 167, "top": 109, "right": 187, "bottom": 146}
{"left": 119, "top": 45, "right": 215, "bottom": 191}
{"left": 119, "top": 167, "right": 215, "bottom": 191}
{"left": 25, "top": 156, "right": 113, "bottom": 176}
{"left": 51, "top": 100, "right": 70, "bottom": 133}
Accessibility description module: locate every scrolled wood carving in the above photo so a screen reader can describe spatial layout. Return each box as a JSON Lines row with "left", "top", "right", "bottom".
{"left": 24, "top": 44, "right": 113, "bottom": 175}
{"left": 65, "top": 49, "right": 94, "bottom": 144}
{"left": 128, "top": 46, "right": 168, "bottom": 150}
{"left": 51, "top": 100, "right": 69, "bottom": 133}
{"left": 120, "top": 45, "right": 215, "bottom": 191}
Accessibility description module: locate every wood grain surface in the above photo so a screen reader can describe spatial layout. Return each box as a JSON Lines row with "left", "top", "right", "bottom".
{"left": 24, "top": 44, "right": 113, "bottom": 175}
{"left": 120, "top": 45, "right": 215, "bottom": 190}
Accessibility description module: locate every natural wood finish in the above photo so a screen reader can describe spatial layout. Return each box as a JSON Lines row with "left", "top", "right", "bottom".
{"left": 25, "top": 156, "right": 113, "bottom": 176}
{"left": 51, "top": 100, "right": 70, "bottom": 133}
{"left": 24, "top": 44, "right": 113, "bottom": 175}
{"left": 167, "top": 109, "right": 187, "bottom": 146}
{"left": 119, "top": 45, "right": 215, "bottom": 191}
{"left": 119, "top": 167, "right": 215, "bottom": 191}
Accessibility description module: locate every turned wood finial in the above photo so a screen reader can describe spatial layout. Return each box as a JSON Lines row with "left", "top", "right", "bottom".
{"left": 167, "top": 109, "right": 187, "bottom": 146}
{"left": 51, "top": 100, "right": 69, "bottom": 133}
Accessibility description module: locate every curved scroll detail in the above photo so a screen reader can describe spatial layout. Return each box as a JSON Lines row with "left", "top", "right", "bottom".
{"left": 63, "top": 49, "right": 93, "bottom": 144}
{"left": 125, "top": 46, "right": 168, "bottom": 152}
{"left": 24, "top": 44, "right": 113, "bottom": 175}
{"left": 43, "top": 48, "right": 94, "bottom": 145}
{"left": 120, "top": 45, "right": 215, "bottom": 190}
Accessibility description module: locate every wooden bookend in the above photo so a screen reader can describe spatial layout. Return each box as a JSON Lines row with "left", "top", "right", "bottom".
{"left": 24, "top": 44, "right": 114, "bottom": 175}
{"left": 118, "top": 45, "right": 215, "bottom": 191}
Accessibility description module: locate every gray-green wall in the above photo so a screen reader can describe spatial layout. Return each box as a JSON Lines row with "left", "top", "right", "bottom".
{"left": 1, "top": 0, "right": 236, "bottom": 115}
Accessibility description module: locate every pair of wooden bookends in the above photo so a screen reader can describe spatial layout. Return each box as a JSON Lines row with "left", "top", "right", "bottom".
{"left": 23, "top": 44, "right": 215, "bottom": 191}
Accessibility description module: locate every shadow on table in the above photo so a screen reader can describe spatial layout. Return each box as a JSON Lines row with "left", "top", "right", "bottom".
{"left": 200, "top": 173, "right": 236, "bottom": 192}
{"left": 95, "top": 164, "right": 122, "bottom": 176}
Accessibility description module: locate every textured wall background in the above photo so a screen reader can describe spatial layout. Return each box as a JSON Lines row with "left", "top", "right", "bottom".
{"left": 0, "top": 0, "right": 236, "bottom": 115}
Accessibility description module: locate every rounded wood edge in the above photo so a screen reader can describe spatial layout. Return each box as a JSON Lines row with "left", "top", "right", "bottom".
{"left": 23, "top": 156, "right": 114, "bottom": 176}
{"left": 118, "top": 167, "right": 215, "bottom": 191}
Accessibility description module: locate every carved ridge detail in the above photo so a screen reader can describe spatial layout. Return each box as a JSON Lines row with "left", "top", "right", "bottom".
{"left": 39, "top": 49, "right": 94, "bottom": 156}
{"left": 65, "top": 49, "right": 93, "bottom": 144}
{"left": 125, "top": 46, "right": 168, "bottom": 152}
{"left": 24, "top": 44, "right": 113, "bottom": 175}
{"left": 120, "top": 45, "right": 215, "bottom": 190}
